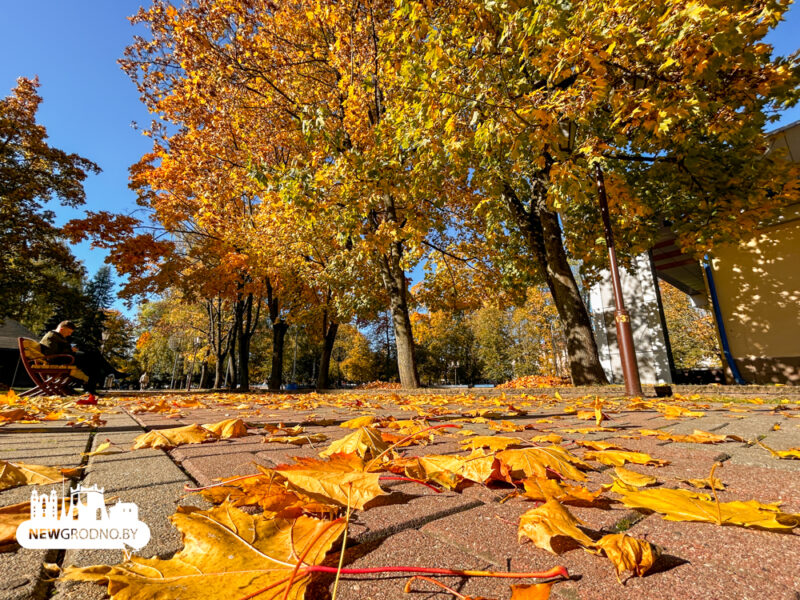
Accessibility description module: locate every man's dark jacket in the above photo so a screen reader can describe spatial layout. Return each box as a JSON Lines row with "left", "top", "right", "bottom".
{"left": 39, "top": 331, "right": 73, "bottom": 356}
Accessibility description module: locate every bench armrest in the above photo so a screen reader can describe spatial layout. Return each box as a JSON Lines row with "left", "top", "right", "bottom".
{"left": 39, "top": 354, "right": 75, "bottom": 365}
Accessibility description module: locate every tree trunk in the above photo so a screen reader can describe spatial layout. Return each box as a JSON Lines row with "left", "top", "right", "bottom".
{"left": 199, "top": 359, "right": 209, "bottom": 389}
{"left": 269, "top": 321, "right": 289, "bottom": 391}
{"left": 236, "top": 293, "right": 257, "bottom": 392}
{"left": 378, "top": 244, "right": 420, "bottom": 388}
{"left": 316, "top": 320, "right": 339, "bottom": 390}
{"left": 503, "top": 180, "right": 608, "bottom": 386}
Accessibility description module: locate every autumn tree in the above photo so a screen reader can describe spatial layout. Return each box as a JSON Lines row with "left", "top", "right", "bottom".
{"left": 0, "top": 77, "right": 99, "bottom": 324}
{"left": 119, "top": 0, "right": 475, "bottom": 388}
{"left": 392, "top": 0, "right": 800, "bottom": 385}
{"left": 659, "top": 282, "right": 721, "bottom": 370}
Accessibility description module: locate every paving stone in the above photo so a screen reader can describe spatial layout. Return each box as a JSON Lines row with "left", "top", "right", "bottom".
{"left": 0, "top": 548, "right": 58, "bottom": 600}
{"left": 308, "top": 529, "right": 514, "bottom": 600}
{"left": 629, "top": 516, "right": 800, "bottom": 592}
{"left": 181, "top": 452, "right": 267, "bottom": 485}
{"left": 342, "top": 482, "right": 483, "bottom": 546}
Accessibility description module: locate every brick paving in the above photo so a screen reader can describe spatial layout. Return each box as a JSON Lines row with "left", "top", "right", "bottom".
{"left": 1, "top": 389, "right": 799, "bottom": 599}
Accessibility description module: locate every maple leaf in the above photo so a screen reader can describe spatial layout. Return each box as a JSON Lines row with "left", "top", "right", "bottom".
{"left": 758, "top": 441, "right": 800, "bottom": 460}
{"left": 202, "top": 418, "right": 249, "bottom": 438}
{"left": 196, "top": 469, "right": 338, "bottom": 519}
{"left": 319, "top": 426, "right": 390, "bottom": 460}
{"left": 264, "top": 434, "right": 328, "bottom": 446}
{"left": 594, "top": 533, "right": 661, "bottom": 581}
{"left": 461, "top": 436, "right": 526, "bottom": 452}
{"left": 612, "top": 466, "right": 657, "bottom": 487}
{"left": 0, "top": 501, "right": 29, "bottom": 552}
{"left": 530, "top": 433, "right": 563, "bottom": 445}
{"left": 0, "top": 461, "right": 72, "bottom": 490}
{"left": 518, "top": 498, "right": 595, "bottom": 553}
{"left": 132, "top": 424, "right": 218, "bottom": 450}
{"left": 498, "top": 447, "right": 590, "bottom": 482}
{"left": 275, "top": 453, "right": 387, "bottom": 510}
{"left": 340, "top": 415, "right": 375, "bottom": 428}
{"left": 583, "top": 450, "right": 669, "bottom": 467}
{"left": 61, "top": 504, "right": 345, "bottom": 600}
{"left": 612, "top": 482, "right": 800, "bottom": 530}
{"left": 574, "top": 440, "right": 623, "bottom": 451}
{"left": 522, "top": 478, "right": 605, "bottom": 506}
{"left": 680, "top": 476, "right": 725, "bottom": 491}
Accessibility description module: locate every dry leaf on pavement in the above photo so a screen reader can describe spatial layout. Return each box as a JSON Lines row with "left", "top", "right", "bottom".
{"left": 518, "top": 498, "right": 595, "bottom": 553}
{"left": 319, "top": 426, "right": 389, "bottom": 459}
{"left": 594, "top": 533, "right": 661, "bottom": 581}
{"left": 202, "top": 418, "right": 248, "bottom": 438}
{"left": 61, "top": 504, "right": 345, "bottom": 599}
{"left": 0, "top": 502, "right": 29, "bottom": 551}
{"left": 132, "top": 423, "right": 218, "bottom": 449}
{"left": 275, "top": 453, "right": 387, "bottom": 510}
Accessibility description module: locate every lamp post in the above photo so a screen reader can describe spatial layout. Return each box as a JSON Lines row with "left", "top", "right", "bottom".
{"left": 594, "top": 165, "right": 643, "bottom": 397}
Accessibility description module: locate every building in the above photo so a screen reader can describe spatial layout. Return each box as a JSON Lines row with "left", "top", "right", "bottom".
{"left": 591, "top": 121, "right": 800, "bottom": 385}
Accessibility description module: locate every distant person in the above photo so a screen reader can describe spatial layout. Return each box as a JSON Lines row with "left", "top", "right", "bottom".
{"left": 39, "top": 320, "right": 122, "bottom": 395}
{"left": 139, "top": 372, "right": 150, "bottom": 390}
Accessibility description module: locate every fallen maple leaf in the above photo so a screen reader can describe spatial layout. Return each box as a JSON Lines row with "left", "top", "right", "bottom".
{"left": 0, "top": 501, "right": 29, "bottom": 552}
{"left": 594, "top": 533, "right": 661, "bottom": 581}
{"left": 574, "top": 440, "right": 623, "bottom": 451}
{"left": 518, "top": 498, "right": 594, "bottom": 553}
{"left": 461, "top": 436, "right": 526, "bottom": 452}
{"left": 275, "top": 453, "right": 387, "bottom": 510}
{"left": 680, "top": 476, "right": 725, "bottom": 491}
{"left": 264, "top": 433, "right": 328, "bottom": 446}
{"left": 132, "top": 424, "right": 217, "bottom": 450}
{"left": 340, "top": 415, "right": 375, "bottom": 428}
{"left": 61, "top": 504, "right": 346, "bottom": 599}
{"left": 82, "top": 441, "right": 124, "bottom": 457}
{"left": 583, "top": 450, "right": 669, "bottom": 467}
{"left": 758, "top": 441, "right": 800, "bottom": 460}
{"left": 612, "top": 481, "right": 800, "bottom": 530}
{"left": 0, "top": 461, "right": 71, "bottom": 490}
{"left": 319, "top": 426, "right": 389, "bottom": 459}
{"left": 522, "top": 478, "right": 604, "bottom": 506}
{"left": 612, "top": 466, "right": 657, "bottom": 488}
{"left": 498, "top": 447, "right": 590, "bottom": 482}
{"left": 202, "top": 418, "right": 248, "bottom": 438}
{"left": 530, "top": 434, "right": 563, "bottom": 445}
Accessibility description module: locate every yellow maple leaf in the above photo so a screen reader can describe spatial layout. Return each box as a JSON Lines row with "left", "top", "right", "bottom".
{"left": 518, "top": 498, "right": 594, "bottom": 553}
{"left": 62, "top": 504, "right": 345, "bottom": 599}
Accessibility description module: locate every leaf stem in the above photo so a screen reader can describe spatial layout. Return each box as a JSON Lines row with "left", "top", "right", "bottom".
{"left": 709, "top": 461, "right": 723, "bottom": 525}
{"left": 304, "top": 564, "right": 570, "bottom": 580}
{"left": 331, "top": 485, "right": 352, "bottom": 600}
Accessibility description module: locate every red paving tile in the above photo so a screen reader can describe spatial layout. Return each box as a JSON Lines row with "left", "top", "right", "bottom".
{"left": 87, "top": 398, "right": 800, "bottom": 599}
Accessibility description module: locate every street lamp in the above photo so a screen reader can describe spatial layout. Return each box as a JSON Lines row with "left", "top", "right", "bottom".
{"left": 564, "top": 120, "right": 642, "bottom": 397}
{"left": 594, "top": 166, "right": 643, "bottom": 397}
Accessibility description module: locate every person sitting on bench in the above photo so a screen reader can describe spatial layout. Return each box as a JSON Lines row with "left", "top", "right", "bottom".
{"left": 39, "top": 320, "right": 122, "bottom": 395}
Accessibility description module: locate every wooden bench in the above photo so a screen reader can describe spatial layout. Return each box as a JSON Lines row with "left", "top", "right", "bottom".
{"left": 17, "top": 338, "right": 86, "bottom": 397}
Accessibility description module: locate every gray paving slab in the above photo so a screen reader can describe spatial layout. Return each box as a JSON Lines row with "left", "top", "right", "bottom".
{"left": 0, "top": 548, "right": 57, "bottom": 600}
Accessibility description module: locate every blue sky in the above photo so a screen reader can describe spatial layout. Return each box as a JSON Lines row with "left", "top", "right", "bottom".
{"left": 2, "top": 2, "right": 799, "bottom": 318}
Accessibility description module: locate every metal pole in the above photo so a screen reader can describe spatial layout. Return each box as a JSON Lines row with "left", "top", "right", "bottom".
{"left": 594, "top": 165, "right": 643, "bottom": 397}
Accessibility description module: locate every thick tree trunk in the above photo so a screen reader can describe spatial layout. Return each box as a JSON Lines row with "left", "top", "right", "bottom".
{"left": 539, "top": 209, "right": 608, "bottom": 385}
{"left": 503, "top": 180, "right": 608, "bottom": 386}
{"left": 316, "top": 320, "right": 339, "bottom": 390}
{"left": 269, "top": 321, "right": 289, "bottom": 391}
{"left": 378, "top": 243, "right": 420, "bottom": 388}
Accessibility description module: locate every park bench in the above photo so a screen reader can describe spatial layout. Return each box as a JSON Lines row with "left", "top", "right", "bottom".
{"left": 17, "top": 338, "right": 86, "bottom": 397}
